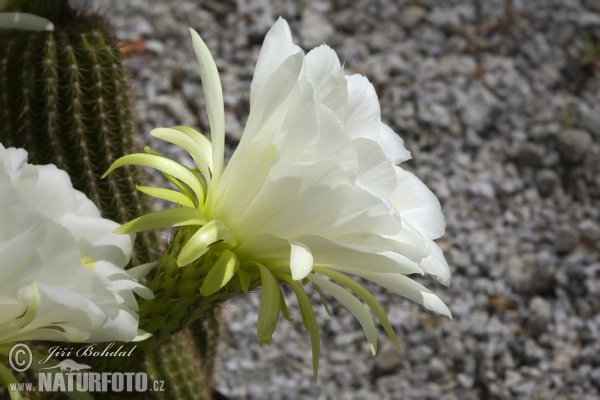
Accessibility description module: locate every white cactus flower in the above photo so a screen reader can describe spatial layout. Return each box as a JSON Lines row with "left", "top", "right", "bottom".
{"left": 105, "top": 17, "right": 451, "bottom": 376}
{"left": 0, "top": 143, "right": 153, "bottom": 345}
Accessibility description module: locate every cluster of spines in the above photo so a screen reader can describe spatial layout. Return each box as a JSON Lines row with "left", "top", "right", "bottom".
{"left": 146, "top": 327, "right": 216, "bottom": 399}
{"left": 0, "top": 25, "right": 157, "bottom": 265}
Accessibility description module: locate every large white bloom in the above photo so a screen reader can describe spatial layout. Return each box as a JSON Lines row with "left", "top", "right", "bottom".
{"left": 106, "top": 18, "right": 450, "bottom": 375}
{"left": 0, "top": 144, "right": 153, "bottom": 344}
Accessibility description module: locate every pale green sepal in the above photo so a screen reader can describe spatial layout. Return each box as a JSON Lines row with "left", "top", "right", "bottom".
{"left": 308, "top": 274, "right": 378, "bottom": 356}
{"left": 151, "top": 127, "right": 213, "bottom": 183}
{"left": 256, "top": 264, "right": 281, "bottom": 345}
{"left": 276, "top": 272, "right": 320, "bottom": 381}
{"left": 171, "top": 125, "right": 216, "bottom": 217}
{"left": 136, "top": 184, "right": 196, "bottom": 208}
{"left": 0, "top": 362, "right": 24, "bottom": 400}
{"left": 314, "top": 267, "right": 398, "bottom": 347}
{"left": 0, "top": 12, "right": 53, "bottom": 31}
{"left": 28, "top": 348, "right": 93, "bottom": 400}
{"left": 177, "top": 220, "right": 236, "bottom": 267}
{"left": 238, "top": 268, "right": 250, "bottom": 293}
{"left": 200, "top": 249, "right": 240, "bottom": 296}
{"left": 162, "top": 172, "right": 195, "bottom": 201}
{"left": 189, "top": 28, "right": 225, "bottom": 182}
{"left": 103, "top": 153, "right": 205, "bottom": 207}
{"left": 144, "top": 146, "right": 165, "bottom": 156}
{"left": 279, "top": 286, "right": 294, "bottom": 321}
{"left": 132, "top": 330, "right": 153, "bottom": 342}
{"left": 312, "top": 282, "right": 333, "bottom": 317}
{"left": 115, "top": 208, "right": 208, "bottom": 234}
{"left": 171, "top": 126, "right": 214, "bottom": 173}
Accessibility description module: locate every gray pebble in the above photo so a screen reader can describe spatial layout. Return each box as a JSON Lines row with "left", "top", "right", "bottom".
{"left": 536, "top": 169, "right": 560, "bottom": 197}
{"left": 399, "top": 6, "right": 428, "bottom": 29}
{"left": 517, "top": 142, "right": 544, "bottom": 168}
{"left": 557, "top": 128, "right": 593, "bottom": 164}
{"left": 554, "top": 228, "right": 579, "bottom": 255}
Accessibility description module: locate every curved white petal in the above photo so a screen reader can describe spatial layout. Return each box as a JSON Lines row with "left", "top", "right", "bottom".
{"left": 391, "top": 167, "right": 445, "bottom": 240}
{"left": 232, "top": 160, "right": 356, "bottom": 241}
{"left": 344, "top": 74, "right": 381, "bottom": 141}
{"left": 379, "top": 124, "right": 412, "bottom": 164}
{"left": 250, "top": 17, "right": 303, "bottom": 108}
{"left": 354, "top": 138, "right": 396, "bottom": 197}
{"left": 215, "top": 140, "right": 280, "bottom": 227}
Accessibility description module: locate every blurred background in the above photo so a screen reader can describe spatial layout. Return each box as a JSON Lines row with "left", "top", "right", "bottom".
{"left": 97, "top": 0, "right": 599, "bottom": 398}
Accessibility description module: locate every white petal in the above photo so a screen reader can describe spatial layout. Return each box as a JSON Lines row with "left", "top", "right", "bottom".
{"left": 420, "top": 239, "right": 451, "bottom": 286}
{"left": 302, "top": 45, "right": 348, "bottom": 117}
{"left": 353, "top": 138, "right": 396, "bottom": 197}
{"left": 250, "top": 17, "right": 303, "bottom": 107}
{"left": 379, "top": 124, "right": 412, "bottom": 164}
{"left": 232, "top": 160, "right": 355, "bottom": 241}
{"left": 214, "top": 140, "right": 279, "bottom": 227}
{"left": 289, "top": 240, "right": 314, "bottom": 280}
{"left": 242, "top": 52, "right": 305, "bottom": 146}
{"left": 243, "top": 234, "right": 422, "bottom": 275}
{"left": 189, "top": 28, "right": 225, "bottom": 180}
{"left": 391, "top": 167, "right": 445, "bottom": 240}
{"left": 344, "top": 74, "right": 381, "bottom": 141}
{"left": 1, "top": 145, "right": 28, "bottom": 175}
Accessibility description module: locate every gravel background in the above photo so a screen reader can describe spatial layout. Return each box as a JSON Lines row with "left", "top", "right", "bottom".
{"left": 96, "top": 0, "right": 600, "bottom": 398}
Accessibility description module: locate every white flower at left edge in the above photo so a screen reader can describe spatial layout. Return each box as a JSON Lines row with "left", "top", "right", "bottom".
{"left": 0, "top": 144, "right": 154, "bottom": 344}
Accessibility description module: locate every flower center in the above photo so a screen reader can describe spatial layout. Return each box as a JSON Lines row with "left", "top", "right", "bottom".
{"left": 81, "top": 255, "right": 95, "bottom": 270}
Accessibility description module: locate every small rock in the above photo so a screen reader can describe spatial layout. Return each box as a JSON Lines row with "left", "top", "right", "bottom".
{"left": 535, "top": 169, "right": 560, "bottom": 197}
{"left": 516, "top": 142, "right": 544, "bottom": 167}
{"left": 524, "top": 340, "right": 545, "bottom": 365}
{"left": 372, "top": 341, "right": 405, "bottom": 379}
{"left": 144, "top": 39, "right": 165, "bottom": 54}
{"left": 511, "top": 380, "right": 537, "bottom": 396}
{"left": 458, "top": 83, "right": 501, "bottom": 133}
{"left": 429, "top": 357, "right": 446, "bottom": 379}
{"left": 399, "top": 6, "right": 427, "bottom": 29}
{"left": 557, "top": 129, "right": 593, "bottom": 164}
{"left": 554, "top": 228, "right": 579, "bottom": 255}
{"left": 528, "top": 296, "right": 552, "bottom": 332}
{"left": 428, "top": 8, "right": 461, "bottom": 33}
{"left": 577, "top": 12, "right": 600, "bottom": 28}
{"left": 457, "top": 373, "right": 474, "bottom": 389}
{"left": 577, "top": 104, "right": 600, "bottom": 137}
{"left": 579, "top": 219, "right": 600, "bottom": 244}
{"left": 450, "top": 249, "right": 471, "bottom": 269}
